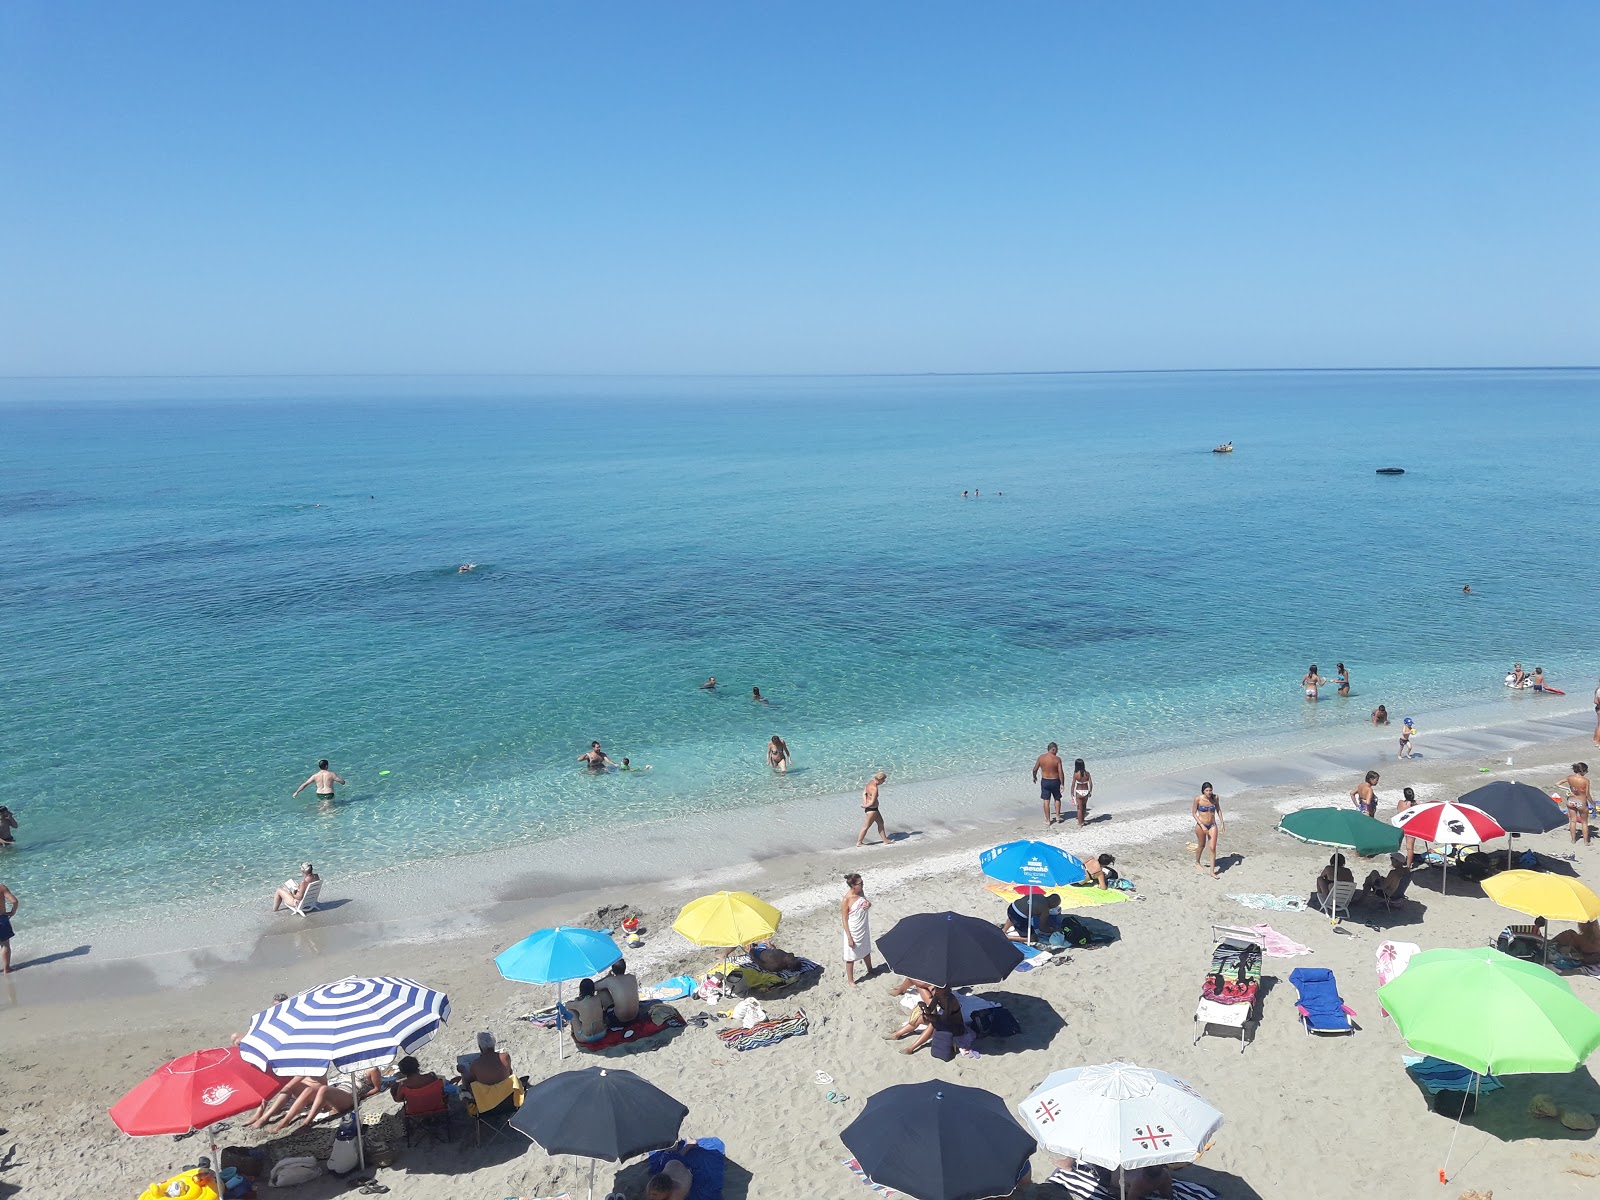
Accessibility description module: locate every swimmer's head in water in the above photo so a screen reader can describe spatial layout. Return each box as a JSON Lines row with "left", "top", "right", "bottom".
{"left": 318, "top": 759, "right": 329, "bottom": 770}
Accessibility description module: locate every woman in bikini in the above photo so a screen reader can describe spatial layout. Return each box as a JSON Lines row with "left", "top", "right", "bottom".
{"left": 1557, "top": 763, "right": 1591, "bottom": 847}
{"left": 1302, "top": 664, "right": 1328, "bottom": 702}
{"left": 1070, "top": 759, "right": 1093, "bottom": 828}
{"left": 1350, "top": 770, "right": 1380, "bottom": 818}
{"left": 856, "top": 771, "right": 889, "bottom": 847}
{"left": 1396, "top": 785, "right": 1418, "bottom": 866}
{"left": 1335, "top": 663, "right": 1350, "bottom": 697}
{"left": 1192, "top": 783, "right": 1223, "bottom": 877}
{"left": 766, "top": 735, "right": 791, "bottom": 773}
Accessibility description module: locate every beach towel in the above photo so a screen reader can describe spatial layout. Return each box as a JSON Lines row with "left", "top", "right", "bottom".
{"left": 647, "top": 1138, "right": 726, "bottom": 1200}
{"left": 1244, "top": 923, "right": 1313, "bottom": 958}
{"left": 1375, "top": 941, "right": 1420, "bottom": 1017}
{"left": 1547, "top": 944, "right": 1600, "bottom": 974}
{"left": 739, "top": 945, "right": 825, "bottom": 987}
{"left": 1202, "top": 941, "right": 1260, "bottom": 1005}
{"left": 644, "top": 975, "right": 697, "bottom": 1002}
{"left": 986, "top": 882, "right": 1127, "bottom": 909}
{"left": 1403, "top": 1055, "right": 1503, "bottom": 1098}
{"left": 1048, "top": 1163, "right": 1219, "bottom": 1200}
{"left": 843, "top": 1157, "right": 899, "bottom": 1197}
{"left": 716, "top": 1008, "right": 809, "bottom": 1051}
{"left": 575, "top": 1014, "right": 683, "bottom": 1053}
{"left": 1227, "top": 893, "right": 1307, "bottom": 912}
{"left": 516, "top": 1005, "right": 564, "bottom": 1028}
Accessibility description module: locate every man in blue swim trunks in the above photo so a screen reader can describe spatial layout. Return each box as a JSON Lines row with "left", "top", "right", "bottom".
{"left": 0, "top": 881, "right": 17, "bottom": 973}
{"left": 1033, "top": 742, "right": 1065, "bottom": 826}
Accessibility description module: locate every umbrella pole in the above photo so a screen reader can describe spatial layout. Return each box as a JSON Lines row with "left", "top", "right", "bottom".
{"left": 558, "top": 981, "right": 566, "bottom": 1062}
{"left": 1439, "top": 1069, "right": 1480, "bottom": 1183}
{"left": 353, "top": 1070, "right": 366, "bottom": 1173}
{"left": 589, "top": 1156, "right": 596, "bottom": 1200}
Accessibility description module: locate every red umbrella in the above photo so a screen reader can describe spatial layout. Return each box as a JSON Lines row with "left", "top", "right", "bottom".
{"left": 110, "top": 1047, "right": 283, "bottom": 1136}
{"left": 1392, "top": 802, "right": 1506, "bottom": 896}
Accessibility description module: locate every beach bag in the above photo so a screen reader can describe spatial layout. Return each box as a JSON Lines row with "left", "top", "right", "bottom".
{"left": 648, "top": 1003, "right": 682, "bottom": 1026}
{"left": 1517, "top": 849, "right": 1540, "bottom": 870}
{"left": 1057, "top": 915, "right": 1097, "bottom": 947}
{"left": 969, "top": 1005, "right": 1020, "bottom": 1039}
{"left": 1456, "top": 852, "right": 1495, "bottom": 882}
{"left": 326, "top": 1116, "right": 360, "bottom": 1175}
{"left": 267, "top": 1157, "right": 321, "bottom": 1188}
{"left": 731, "top": 997, "right": 767, "bottom": 1028}
{"left": 929, "top": 1029, "right": 956, "bottom": 1061}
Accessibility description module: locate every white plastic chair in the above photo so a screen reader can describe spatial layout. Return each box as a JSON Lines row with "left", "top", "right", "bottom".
{"left": 286, "top": 878, "right": 322, "bottom": 916}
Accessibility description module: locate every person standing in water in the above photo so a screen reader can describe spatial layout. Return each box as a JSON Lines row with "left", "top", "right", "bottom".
{"left": 766, "top": 735, "right": 791, "bottom": 773}
{"left": 1070, "top": 758, "right": 1094, "bottom": 828}
{"left": 840, "top": 873, "right": 875, "bottom": 987}
{"left": 1032, "top": 742, "right": 1065, "bottom": 826}
{"left": 0, "top": 806, "right": 17, "bottom": 847}
{"left": 1398, "top": 718, "right": 1417, "bottom": 759}
{"left": 856, "top": 772, "right": 889, "bottom": 846}
{"left": 1593, "top": 677, "right": 1600, "bottom": 746}
{"left": 1335, "top": 663, "right": 1351, "bottom": 697}
{"left": 0, "top": 880, "right": 16, "bottom": 973}
{"left": 1192, "top": 783, "right": 1223, "bottom": 878}
{"left": 292, "top": 759, "right": 345, "bottom": 802}
{"left": 578, "top": 742, "right": 615, "bottom": 771}
{"left": 1302, "top": 665, "right": 1328, "bottom": 702}
{"left": 1557, "top": 764, "right": 1592, "bottom": 847}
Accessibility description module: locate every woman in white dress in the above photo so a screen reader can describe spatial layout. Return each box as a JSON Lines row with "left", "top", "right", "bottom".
{"left": 841, "top": 873, "right": 875, "bottom": 987}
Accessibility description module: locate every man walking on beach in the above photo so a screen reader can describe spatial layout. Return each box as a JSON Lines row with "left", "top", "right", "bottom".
{"left": 1033, "top": 742, "right": 1066, "bottom": 826}
{"left": 0, "top": 881, "right": 18, "bottom": 973}
{"left": 292, "top": 759, "right": 345, "bottom": 802}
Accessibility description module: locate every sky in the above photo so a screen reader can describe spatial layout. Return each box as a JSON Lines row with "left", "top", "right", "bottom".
{"left": 1, "top": 2, "right": 1596, "bottom": 376}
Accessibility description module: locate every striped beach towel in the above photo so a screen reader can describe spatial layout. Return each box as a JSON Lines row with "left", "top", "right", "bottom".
{"left": 716, "top": 1007, "right": 808, "bottom": 1051}
{"left": 842, "top": 1157, "right": 898, "bottom": 1196}
{"left": 1048, "top": 1164, "right": 1218, "bottom": 1200}
{"left": 1403, "top": 1055, "right": 1503, "bottom": 1097}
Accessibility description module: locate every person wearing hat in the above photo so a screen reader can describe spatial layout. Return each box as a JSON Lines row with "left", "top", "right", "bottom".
{"left": 458, "top": 1030, "right": 513, "bottom": 1088}
{"left": 270, "top": 863, "right": 319, "bottom": 912}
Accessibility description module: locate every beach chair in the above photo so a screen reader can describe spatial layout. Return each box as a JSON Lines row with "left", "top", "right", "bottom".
{"left": 285, "top": 878, "right": 322, "bottom": 916}
{"left": 1193, "top": 925, "right": 1263, "bottom": 1053}
{"left": 467, "top": 1075, "right": 525, "bottom": 1147}
{"left": 399, "top": 1077, "right": 453, "bottom": 1146}
{"left": 1367, "top": 871, "right": 1411, "bottom": 912}
{"left": 1309, "top": 879, "right": 1357, "bottom": 919}
{"left": 1289, "top": 967, "right": 1356, "bottom": 1035}
{"left": 648, "top": 1138, "right": 726, "bottom": 1200}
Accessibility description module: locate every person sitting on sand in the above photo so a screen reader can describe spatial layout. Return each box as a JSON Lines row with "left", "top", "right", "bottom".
{"left": 597, "top": 958, "right": 641, "bottom": 1024}
{"left": 644, "top": 1147, "right": 700, "bottom": 1200}
{"left": 459, "top": 1030, "right": 513, "bottom": 1088}
{"left": 1074, "top": 853, "right": 1118, "bottom": 889}
{"left": 243, "top": 1075, "right": 316, "bottom": 1128}
{"left": 1316, "top": 854, "right": 1355, "bottom": 901}
{"left": 270, "top": 862, "right": 319, "bottom": 912}
{"left": 389, "top": 1056, "right": 444, "bottom": 1112}
{"left": 1002, "top": 892, "right": 1061, "bottom": 942}
{"left": 568, "top": 977, "right": 609, "bottom": 1045}
{"left": 1553, "top": 920, "right": 1600, "bottom": 963}
{"left": 1371, "top": 704, "right": 1389, "bottom": 725}
{"left": 882, "top": 983, "right": 963, "bottom": 1055}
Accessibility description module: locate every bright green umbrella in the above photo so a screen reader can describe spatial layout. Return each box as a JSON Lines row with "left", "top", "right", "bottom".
{"left": 1377, "top": 947, "right": 1600, "bottom": 1075}
{"left": 1277, "top": 808, "right": 1402, "bottom": 921}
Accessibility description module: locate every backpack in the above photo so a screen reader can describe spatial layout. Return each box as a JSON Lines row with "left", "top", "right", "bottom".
{"left": 267, "top": 1157, "right": 322, "bottom": 1188}
{"left": 969, "top": 1005, "right": 1021, "bottom": 1039}
{"left": 1057, "top": 914, "right": 1097, "bottom": 947}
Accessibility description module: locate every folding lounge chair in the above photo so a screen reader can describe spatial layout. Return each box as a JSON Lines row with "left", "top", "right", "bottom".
{"left": 1194, "top": 925, "right": 1263, "bottom": 1053}
{"left": 286, "top": 878, "right": 322, "bottom": 916}
{"left": 1289, "top": 966, "right": 1356, "bottom": 1035}
{"left": 467, "top": 1076, "right": 525, "bottom": 1147}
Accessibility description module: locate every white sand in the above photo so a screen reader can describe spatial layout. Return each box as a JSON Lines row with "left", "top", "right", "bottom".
{"left": 4, "top": 729, "right": 1598, "bottom": 1200}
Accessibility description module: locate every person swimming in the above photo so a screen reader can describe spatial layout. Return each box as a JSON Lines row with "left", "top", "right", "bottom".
{"left": 752, "top": 686, "right": 768, "bottom": 704}
{"left": 458, "top": 563, "right": 478, "bottom": 574}
{"left": 700, "top": 676, "right": 717, "bottom": 690}
{"left": 1371, "top": 704, "right": 1389, "bottom": 725}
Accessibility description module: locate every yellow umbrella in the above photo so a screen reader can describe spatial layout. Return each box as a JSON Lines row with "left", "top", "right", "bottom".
{"left": 1483, "top": 871, "right": 1600, "bottom": 923}
{"left": 673, "top": 891, "right": 781, "bottom": 947}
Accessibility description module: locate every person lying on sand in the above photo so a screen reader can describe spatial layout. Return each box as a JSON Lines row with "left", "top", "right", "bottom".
{"left": 1073, "top": 853, "right": 1118, "bottom": 889}
{"left": 748, "top": 943, "right": 802, "bottom": 972}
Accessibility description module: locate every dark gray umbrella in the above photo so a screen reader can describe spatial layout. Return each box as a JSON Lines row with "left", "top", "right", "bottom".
{"left": 877, "top": 911, "right": 1024, "bottom": 988}
{"left": 512, "top": 1067, "right": 687, "bottom": 1200}
{"left": 842, "top": 1081, "right": 1036, "bottom": 1200}
{"left": 1457, "top": 780, "right": 1567, "bottom": 868}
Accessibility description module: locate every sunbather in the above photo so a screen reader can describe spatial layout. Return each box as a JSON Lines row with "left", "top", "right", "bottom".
{"left": 268, "top": 1067, "right": 382, "bottom": 1131}
{"left": 882, "top": 984, "right": 964, "bottom": 1055}
{"left": 270, "top": 862, "right": 318, "bottom": 912}
{"left": 1553, "top": 919, "right": 1600, "bottom": 962}
{"left": 1362, "top": 858, "right": 1407, "bottom": 899}
{"left": 748, "top": 943, "right": 803, "bottom": 972}
{"left": 1074, "top": 854, "right": 1118, "bottom": 888}
{"left": 1316, "top": 854, "right": 1354, "bottom": 901}
{"left": 1003, "top": 893, "right": 1061, "bottom": 942}
{"left": 569, "top": 977, "right": 609, "bottom": 1045}
{"left": 389, "top": 1056, "right": 444, "bottom": 1112}
{"left": 597, "top": 958, "right": 641, "bottom": 1024}
{"left": 644, "top": 1139, "right": 704, "bottom": 1200}
{"left": 458, "top": 1030, "right": 513, "bottom": 1087}
{"left": 243, "top": 1075, "right": 315, "bottom": 1128}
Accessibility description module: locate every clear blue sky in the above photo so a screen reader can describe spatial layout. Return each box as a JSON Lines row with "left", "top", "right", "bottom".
{"left": 2, "top": 2, "right": 1596, "bottom": 375}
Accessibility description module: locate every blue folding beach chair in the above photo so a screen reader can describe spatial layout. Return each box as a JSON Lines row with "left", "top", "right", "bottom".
{"left": 647, "top": 1137, "right": 726, "bottom": 1200}
{"left": 1289, "top": 966, "right": 1356, "bottom": 1035}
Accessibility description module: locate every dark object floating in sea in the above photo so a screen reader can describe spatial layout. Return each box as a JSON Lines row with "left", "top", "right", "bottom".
{"left": 1376, "top": 467, "right": 1406, "bottom": 475}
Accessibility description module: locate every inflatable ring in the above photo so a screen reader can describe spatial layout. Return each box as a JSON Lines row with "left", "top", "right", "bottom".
{"left": 138, "top": 1169, "right": 220, "bottom": 1200}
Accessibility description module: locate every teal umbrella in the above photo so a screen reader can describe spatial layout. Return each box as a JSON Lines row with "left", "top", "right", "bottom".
{"left": 1277, "top": 808, "right": 1402, "bottom": 921}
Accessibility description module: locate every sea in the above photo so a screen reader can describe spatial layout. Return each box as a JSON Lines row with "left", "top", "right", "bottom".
{"left": 2, "top": 369, "right": 1596, "bottom": 953}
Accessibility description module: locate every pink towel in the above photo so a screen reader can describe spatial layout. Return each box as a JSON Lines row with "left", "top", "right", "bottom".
{"left": 1245, "top": 923, "right": 1313, "bottom": 958}
{"left": 1376, "top": 940, "right": 1420, "bottom": 1017}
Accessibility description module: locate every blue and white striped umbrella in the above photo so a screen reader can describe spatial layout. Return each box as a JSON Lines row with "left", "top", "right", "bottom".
{"left": 237, "top": 976, "right": 451, "bottom": 1076}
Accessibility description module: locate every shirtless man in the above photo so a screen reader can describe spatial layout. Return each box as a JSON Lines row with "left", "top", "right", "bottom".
{"left": 0, "top": 881, "right": 16, "bottom": 972}
{"left": 0, "top": 806, "right": 16, "bottom": 846}
{"left": 700, "top": 676, "right": 717, "bottom": 690}
{"left": 1032, "top": 742, "right": 1066, "bottom": 826}
{"left": 292, "top": 759, "right": 344, "bottom": 802}
{"left": 597, "top": 958, "right": 640, "bottom": 1024}
{"left": 1557, "top": 763, "right": 1591, "bottom": 846}
{"left": 578, "top": 741, "right": 614, "bottom": 771}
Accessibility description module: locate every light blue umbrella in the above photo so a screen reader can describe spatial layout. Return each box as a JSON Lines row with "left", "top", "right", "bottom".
{"left": 496, "top": 927, "right": 622, "bottom": 1059}
{"left": 979, "top": 840, "right": 1086, "bottom": 939}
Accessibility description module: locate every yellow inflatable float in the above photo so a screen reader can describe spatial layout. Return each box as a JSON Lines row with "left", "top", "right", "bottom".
{"left": 138, "top": 1168, "right": 220, "bottom": 1200}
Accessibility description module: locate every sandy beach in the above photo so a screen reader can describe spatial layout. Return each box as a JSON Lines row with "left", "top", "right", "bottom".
{"left": 4, "top": 714, "right": 1599, "bottom": 1200}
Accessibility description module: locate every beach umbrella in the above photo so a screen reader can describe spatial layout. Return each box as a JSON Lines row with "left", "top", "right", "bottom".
{"left": 512, "top": 1067, "right": 688, "bottom": 1200}
{"left": 1392, "top": 803, "right": 1505, "bottom": 896}
{"left": 1377, "top": 946, "right": 1600, "bottom": 1181}
{"left": 111, "top": 1046, "right": 284, "bottom": 1171}
{"left": 877, "top": 911, "right": 1023, "bottom": 988}
{"left": 1018, "top": 1062, "right": 1223, "bottom": 1200}
{"left": 496, "top": 926, "right": 622, "bottom": 1060}
{"left": 842, "top": 1081, "right": 1036, "bottom": 1200}
{"left": 1456, "top": 780, "right": 1566, "bottom": 867}
{"left": 672, "top": 891, "right": 780, "bottom": 948}
{"left": 237, "top": 976, "right": 451, "bottom": 1170}
{"left": 1276, "top": 808, "right": 1402, "bottom": 921}
{"left": 980, "top": 840, "right": 1086, "bottom": 935}
{"left": 1483, "top": 871, "right": 1600, "bottom": 924}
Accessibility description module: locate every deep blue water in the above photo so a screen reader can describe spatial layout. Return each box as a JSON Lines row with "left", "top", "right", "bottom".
{"left": 2, "top": 370, "right": 1595, "bottom": 936}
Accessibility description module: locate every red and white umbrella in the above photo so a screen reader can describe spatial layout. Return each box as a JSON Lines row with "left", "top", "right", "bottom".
{"left": 1392, "top": 802, "right": 1505, "bottom": 896}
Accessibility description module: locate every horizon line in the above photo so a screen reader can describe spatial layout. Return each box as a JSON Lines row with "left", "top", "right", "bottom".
{"left": 1, "top": 364, "right": 1597, "bottom": 383}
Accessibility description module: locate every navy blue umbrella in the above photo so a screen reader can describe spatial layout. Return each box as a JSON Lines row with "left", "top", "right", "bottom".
{"left": 843, "top": 1081, "right": 1036, "bottom": 1200}
{"left": 1456, "top": 781, "right": 1566, "bottom": 835}
{"left": 877, "top": 911, "right": 1023, "bottom": 988}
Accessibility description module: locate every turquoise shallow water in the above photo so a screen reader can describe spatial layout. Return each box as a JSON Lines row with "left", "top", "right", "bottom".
{"left": 2, "top": 369, "right": 1596, "bottom": 940}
